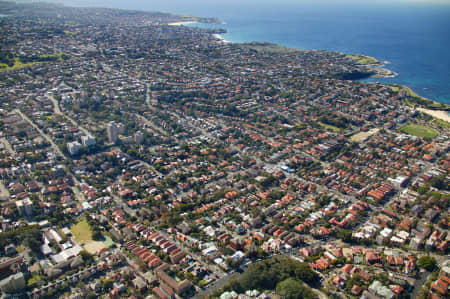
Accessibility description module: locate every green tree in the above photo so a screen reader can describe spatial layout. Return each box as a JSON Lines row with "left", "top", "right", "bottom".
{"left": 80, "top": 250, "right": 94, "bottom": 264}
{"left": 337, "top": 229, "right": 353, "bottom": 243}
{"left": 417, "top": 256, "right": 437, "bottom": 272}
{"left": 276, "top": 278, "right": 316, "bottom": 299}
{"left": 102, "top": 278, "right": 115, "bottom": 290}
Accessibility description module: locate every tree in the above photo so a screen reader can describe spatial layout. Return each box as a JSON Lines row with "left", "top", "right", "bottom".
{"left": 337, "top": 229, "right": 353, "bottom": 243}
{"left": 80, "top": 250, "right": 94, "bottom": 264}
{"left": 417, "top": 256, "right": 437, "bottom": 272}
{"left": 102, "top": 278, "right": 115, "bottom": 290}
{"left": 86, "top": 293, "right": 97, "bottom": 299}
{"left": 223, "top": 256, "right": 320, "bottom": 293}
{"left": 276, "top": 278, "right": 316, "bottom": 299}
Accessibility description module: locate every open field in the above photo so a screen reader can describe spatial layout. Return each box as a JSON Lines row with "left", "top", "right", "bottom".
{"left": 0, "top": 57, "right": 41, "bottom": 71}
{"left": 318, "top": 122, "right": 343, "bottom": 133}
{"left": 70, "top": 219, "right": 92, "bottom": 245}
{"left": 346, "top": 54, "right": 378, "bottom": 65}
{"left": 350, "top": 128, "right": 380, "bottom": 142}
{"left": 84, "top": 240, "right": 106, "bottom": 254}
{"left": 241, "top": 42, "right": 304, "bottom": 54}
{"left": 399, "top": 124, "right": 439, "bottom": 139}
{"left": 0, "top": 53, "right": 65, "bottom": 72}
{"left": 83, "top": 235, "right": 114, "bottom": 254}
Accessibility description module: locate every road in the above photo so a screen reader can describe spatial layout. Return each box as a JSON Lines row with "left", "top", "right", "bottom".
{"left": 47, "top": 93, "right": 62, "bottom": 115}
{"left": 0, "top": 137, "right": 16, "bottom": 157}
{"left": 15, "top": 109, "right": 65, "bottom": 159}
{"left": 47, "top": 93, "right": 93, "bottom": 137}
{"left": 194, "top": 273, "right": 237, "bottom": 299}
{"left": 134, "top": 113, "right": 167, "bottom": 137}
{"left": 312, "top": 288, "right": 328, "bottom": 299}
{"left": 16, "top": 109, "right": 87, "bottom": 202}
{"left": 0, "top": 180, "right": 10, "bottom": 201}
{"left": 111, "top": 193, "right": 137, "bottom": 217}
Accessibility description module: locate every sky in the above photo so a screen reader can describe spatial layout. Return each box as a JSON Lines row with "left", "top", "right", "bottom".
{"left": 52, "top": 0, "right": 450, "bottom": 6}
{"left": 48, "top": 0, "right": 450, "bottom": 15}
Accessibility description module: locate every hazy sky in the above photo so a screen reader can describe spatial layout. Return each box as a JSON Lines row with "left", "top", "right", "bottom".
{"left": 55, "top": 0, "right": 450, "bottom": 5}
{"left": 52, "top": 0, "right": 450, "bottom": 16}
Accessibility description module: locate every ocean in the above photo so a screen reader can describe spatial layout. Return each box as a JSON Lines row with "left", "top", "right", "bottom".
{"left": 58, "top": 0, "right": 450, "bottom": 104}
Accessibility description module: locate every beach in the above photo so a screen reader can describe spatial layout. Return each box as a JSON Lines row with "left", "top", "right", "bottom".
{"left": 168, "top": 21, "right": 197, "bottom": 26}
{"left": 417, "top": 108, "right": 450, "bottom": 123}
{"left": 212, "top": 34, "right": 229, "bottom": 43}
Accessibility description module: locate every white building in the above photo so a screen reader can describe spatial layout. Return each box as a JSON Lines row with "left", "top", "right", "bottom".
{"left": 117, "top": 122, "right": 125, "bottom": 134}
{"left": 67, "top": 141, "right": 82, "bottom": 156}
{"left": 0, "top": 272, "right": 26, "bottom": 294}
{"left": 134, "top": 130, "right": 144, "bottom": 144}
{"left": 16, "top": 198, "right": 33, "bottom": 216}
{"left": 107, "top": 121, "right": 118, "bottom": 144}
{"left": 81, "top": 135, "right": 96, "bottom": 147}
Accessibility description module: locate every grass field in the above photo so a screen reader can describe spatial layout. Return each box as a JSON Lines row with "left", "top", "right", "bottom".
{"left": 346, "top": 54, "right": 378, "bottom": 65}
{"left": 71, "top": 219, "right": 93, "bottom": 245}
{"left": 0, "top": 58, "right": 40, "bottom": 72}
{"left": 350, "top": 128, "right": 380, "bottom": 142}
{"left": 318, "top": 122, "right": 343, "bottom": 133}
{"left": 241, "top": 42, "right": 304, "bottom": 54}
{"left": 0, "top": 53, "right": 64, "bottom": 72}
{"left": 399, "top": 124, "right": 438, "bottom": 139}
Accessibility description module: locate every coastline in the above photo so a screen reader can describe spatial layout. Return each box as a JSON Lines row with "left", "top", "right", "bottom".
{"left": 212, "top": 33, "right": 230, "bottom": 43}
{"left": 168, "top": 21, "right": 198, "bottom": 26}
{"left": 417, "top": 108, "right": 450, "bottom": 123}
{"left": 182, "top": 19, "right": 449, "bottom": 115}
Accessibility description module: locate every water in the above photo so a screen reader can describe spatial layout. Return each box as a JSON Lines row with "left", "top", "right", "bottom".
{"left": 56, "top": 1, "right": 450, "bottom": 104}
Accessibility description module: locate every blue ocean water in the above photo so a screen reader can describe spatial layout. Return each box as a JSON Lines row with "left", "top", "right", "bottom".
{"left": 60, "top": 1, "right": 450, "bottom": 104}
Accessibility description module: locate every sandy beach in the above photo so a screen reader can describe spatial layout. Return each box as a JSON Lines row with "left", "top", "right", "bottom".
{"left": 212, "top": 34, "right": 230, "bottom": 43}
{"left": 168, "top": 21, "right": 197, "bottom": 26}
{"left": 417, "top": 108, "right": 450, "bottom": 123}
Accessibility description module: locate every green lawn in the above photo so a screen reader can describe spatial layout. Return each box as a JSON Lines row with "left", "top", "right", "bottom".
{"left": 241, "top": 42, "right": 303, "bottom": 54}
{"left": 346, "top": 54, "right": 378, "bottom": 65}
{"left": 318, "top": 122, "right": 343, "bottom": 133}
{"left": 0, "top": 57, "right": 41, "bottom": 71}
{"left": 399, "top": 124, "right": 438, "bottom": 139}
{"left": 71, "top": 219, "right": 93, "bottom": 245}
{"left": 0, "top": 53, "right": 65, "bottom": 72}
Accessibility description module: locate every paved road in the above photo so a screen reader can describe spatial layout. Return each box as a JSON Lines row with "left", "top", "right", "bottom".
{"left": 0, "top": 137, "right": 16, "bottom": 157}
{"left": 194, "top": 273, "right": 237, "bottom": 299}
{"left": 47, "top": 93, "right": 93, "bottom": 137}
{"left": 411, "top": 271, "right": 430, "bottom": 299}
{"left": 312, "top": 288, "right": 328, "bottom": 299}
{"left": 47, "top": 93, "right": 62, "bottom": 115}
{"left": 16, "top": 109, "right": 86, "bottom": 201}
{"left": 0, "top": 180, "right": 10, "bottom": 201}
{"left": 111, "top": 193, "right": 137, "bottom": 217}
{"left": 142, "top": 84, "right": 169, "bottom": 136}
{"left": 15, "top": 109, "right": 65, "bottom": 159}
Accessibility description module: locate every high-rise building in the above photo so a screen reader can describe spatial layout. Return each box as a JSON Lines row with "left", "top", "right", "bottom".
{"left": 107, "top": 121, "right": 118, "bottom": 144}
{"left": 15, "top": 198, "right": 33, "bottom": 216}
{"left": 81, "top": 135, "right": 96, "bottom": 147}
{"left": 117, "top": 122, "right": 125, "bottom": 135}
{"left": 67, "top": 141, "right": 82, "bottom": 156}
{"left": 0, "top": 272, "right": 26, "bottom": 294}
{"left": 134, "top": 131, "right": 144, "bottom": 144}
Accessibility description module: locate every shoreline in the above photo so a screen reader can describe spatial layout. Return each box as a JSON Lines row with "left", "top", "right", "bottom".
{"left": 212, "top": 34, "right": 230, "bottom": 43}
{"left": 169, "top": 19, "right": 445, "bottom": 110}
{"left": 188, "top": 20, "right": 445, "bottom": 109}
{"left": 417, "top": 108, "right": 450, "bottom": 123}
{"left": 168, "top": 21, "right": 198, "bottom": 26}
